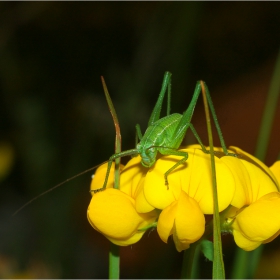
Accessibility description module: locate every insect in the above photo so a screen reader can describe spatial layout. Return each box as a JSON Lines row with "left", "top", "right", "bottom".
{"left": 98, "top": 71, "right": 231, "bottom": 192}
{"left": 13, "top": 72, "right": 230, "bottom": 215}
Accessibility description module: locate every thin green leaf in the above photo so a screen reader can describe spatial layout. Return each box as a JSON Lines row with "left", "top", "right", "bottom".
{"left": 101, "top": 76, "right": 122, "bottom": 189}
{"left": 101, "top": 77, "right": 121, "bottom": 279}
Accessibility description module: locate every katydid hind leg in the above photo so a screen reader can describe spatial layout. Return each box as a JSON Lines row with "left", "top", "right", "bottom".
{"left": 170, "top": 81, "right": 202, "bottom": 149}
{"left": 167, "top": 75, "right": 171, "bottom": 116}
{"left": 148, "top": 72, "right": 172, "bottom": 126}
{"left": 133, "top": 124, "right": 143, "bottom": 157}
{"left": 135, "top": 124, "right": 143, "bottom": 141}
{"left": 189, "top": 124, "right": 209, "bottom": 153}
{"left": 201, "top": 81, "right": 229, "bottom": 155}
{"left": 171, "top": 81, "right": 233, "bottom": 156}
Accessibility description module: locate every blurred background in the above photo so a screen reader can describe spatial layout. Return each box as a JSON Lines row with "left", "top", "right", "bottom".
{"left": 0, "top": 2, "right": 280, "bottom": 278}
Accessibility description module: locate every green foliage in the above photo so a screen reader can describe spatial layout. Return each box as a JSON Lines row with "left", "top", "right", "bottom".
{"left": 201, "top": 240, "right": 214, "bottom": 262}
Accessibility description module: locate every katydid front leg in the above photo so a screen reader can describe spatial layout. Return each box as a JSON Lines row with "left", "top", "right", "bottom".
{"left": 92, "top": 148, "right": 139, "bottom": 193}
{"left": 157, "top": 148, "right": 189, "bottom": 190}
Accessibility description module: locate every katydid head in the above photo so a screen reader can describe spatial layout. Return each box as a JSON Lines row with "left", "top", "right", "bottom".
{"left": 137, "top": 143, "right": 157, "bottom": 167}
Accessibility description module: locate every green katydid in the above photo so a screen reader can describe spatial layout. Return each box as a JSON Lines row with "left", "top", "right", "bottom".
{"left": 13, "top": 72, "right": 231, "bottom": 215}
{"left": 98, "top": 71, "right": 231, "bottom": 192}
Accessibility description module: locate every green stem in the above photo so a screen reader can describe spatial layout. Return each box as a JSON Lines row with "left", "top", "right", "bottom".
{"left": 109, "top": 243, "right": 120, "bottom": 279}
{"left": 201, "top": 81, "right": 225, "bottom": 279}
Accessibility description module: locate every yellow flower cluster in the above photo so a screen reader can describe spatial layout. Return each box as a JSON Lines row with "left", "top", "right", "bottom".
{"left": 87, "top": 145, "right": 280, "bottom": 252}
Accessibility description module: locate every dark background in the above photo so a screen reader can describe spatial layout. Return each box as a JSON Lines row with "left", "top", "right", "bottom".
{"left": 0, "top": 2, "right": 280, "bottom": 278}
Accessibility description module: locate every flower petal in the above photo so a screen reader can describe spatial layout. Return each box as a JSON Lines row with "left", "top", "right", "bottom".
{"left": 157, "top": 191, "right": 205, "bottom": 252}
{"left": 134, "top": 178, "right": 155, "bottom": 213}
{"left": 143, "top": 155, "right": 184, "bottom": 209}
{"left": 220, "top": 156, "right": 251, "bottom": 208}
{"left": 173, "top": 227, "right": 190, "bottom": 252}
{"left": 244, "top": 160, "right": 278, "bottom": 202}
{"left": 175, "top": 191, "right": 205, "bottom": 244}
{"left": 183, "top": 149, "right": 235, "bottom": 214}
{"left": 120, "top": 155, "right": 147, "bottom": 197}
{"left": 157, "top": 201, "right": 177, "bottom": 243}
{"left": 222, "top": 153, "right": 279, "bottom": 208}
{"left": 230, "top": 146, "right": 279, "bottom": 191}
{"left": 233, "top": 227, "right": 262, "bottom": 251}
{"left": 106, "top": 231, "right": 147, "bottom": 246}
{"left": 232, "top": 192, "right": 280, "bottom": 250}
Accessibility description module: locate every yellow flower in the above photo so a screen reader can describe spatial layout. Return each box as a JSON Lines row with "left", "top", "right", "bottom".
{"left": 87, "top": 188, "right": 158, "bottom": 246}
{"left": 88, "top": 144, "right": 280, "bottom": 252}
{"left": 223, "top": 147, "right": 280, "bottom": 251}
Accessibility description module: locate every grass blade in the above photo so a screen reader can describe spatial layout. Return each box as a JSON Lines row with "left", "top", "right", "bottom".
{"left": 201, "top": 81, "right": 225, "bottom": 279}
{"left": 101, "top": 76, "right": 121, "bottom": 279}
